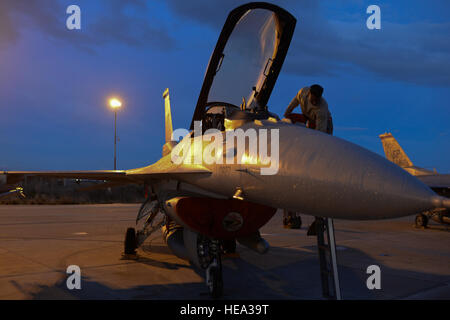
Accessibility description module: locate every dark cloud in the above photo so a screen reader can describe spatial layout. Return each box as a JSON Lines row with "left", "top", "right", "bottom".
{"left": 1, "top": 0, "right": 448, "bottom": 85}
{"left": 286, "top": 16, "right": 450, "bottom": 86}
{"left": 164, "top": 0, "right": 244, "bottom": 28}
{"left": 164, "top": 0, "right": 450, "bottom": 86}
{"left": 0, "top": 0, "right": 175, "bottom": 51}
{"left": 164, "top": 0, "right": 300, "bottom": 28}
{"left": 0, "top": 0, "right": 64, "bottom": 47}
{"left": 0, "top": 3, "right": 19, "bottom": 45}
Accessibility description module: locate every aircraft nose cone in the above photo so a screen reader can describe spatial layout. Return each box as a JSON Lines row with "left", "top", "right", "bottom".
{"left": 278, "top": 126, "right": 437, "bottom": 219}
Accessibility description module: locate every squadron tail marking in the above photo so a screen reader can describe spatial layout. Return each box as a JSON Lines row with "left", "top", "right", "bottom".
{"left": 379, "top": 133, "right": 413, "bottom": 168}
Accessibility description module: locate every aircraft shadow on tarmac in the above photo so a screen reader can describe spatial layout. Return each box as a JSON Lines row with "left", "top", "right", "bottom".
{"left": 26, "top": 244, "right": 450, "bottom": 300}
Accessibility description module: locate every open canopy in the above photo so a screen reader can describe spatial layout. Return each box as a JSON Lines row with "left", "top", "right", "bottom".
{"left": 190, "top": 2, "right": 296, "bottom": 129}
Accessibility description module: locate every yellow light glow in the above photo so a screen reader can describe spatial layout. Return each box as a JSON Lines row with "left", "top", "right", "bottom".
{"left": 109, "top": 98, "right": 122, "bottom": 109}
{"left": 241, "top": 153, "right": 258, "bottom": 165}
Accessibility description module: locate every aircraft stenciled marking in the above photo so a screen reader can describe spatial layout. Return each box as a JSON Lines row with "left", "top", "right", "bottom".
{"left": 222, "top": 212, "right": 244, "bottom": 232}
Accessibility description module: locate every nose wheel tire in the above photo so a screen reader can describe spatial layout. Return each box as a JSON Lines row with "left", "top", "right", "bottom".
{"left": 203, "top": 238, "right": 224, "bottom": 299}
{"left": 207, "top": 266, "right": 223, "bottom": 299}
{"left": 415, "top": 214, "right": 428, "bottom": 228}
{"left": 124, "top": 227, "right": 137, "bottom": 254}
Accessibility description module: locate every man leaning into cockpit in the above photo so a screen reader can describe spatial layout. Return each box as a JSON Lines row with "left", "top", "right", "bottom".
{"left": 282, "top": 84, "right": 333, "bottom": 228}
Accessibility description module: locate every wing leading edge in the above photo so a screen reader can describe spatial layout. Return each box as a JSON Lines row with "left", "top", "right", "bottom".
{"left": 2, "top": 156, "right": 211, "bottom": 185}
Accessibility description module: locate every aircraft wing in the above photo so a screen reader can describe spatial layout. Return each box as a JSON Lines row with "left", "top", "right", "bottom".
{"left": 126, "top": 155, "right": 212, "bottom": 180}
{"left": 2, "top": 170, "right": 130, "bottom": 184}
{"left": 1, "top": 157, "right": 211, "bottom": 185}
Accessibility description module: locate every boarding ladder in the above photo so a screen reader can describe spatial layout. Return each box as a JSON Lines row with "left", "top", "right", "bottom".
{"left": 308, "top": 217, "right": 342, "bottom": 300}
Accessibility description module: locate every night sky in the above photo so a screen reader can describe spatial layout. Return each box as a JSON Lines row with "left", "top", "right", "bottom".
{"left": 0, "top": 0, "right": 449, "bottom": 172}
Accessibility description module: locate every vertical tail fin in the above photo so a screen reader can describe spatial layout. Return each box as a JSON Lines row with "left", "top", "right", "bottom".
{"left": 162, "top": 88, "right": 176, "bottom": 156}
{"left": 163, "top": 88, "right": 173, "bottom": 143}
{"left": 379, "top": 133, "right": 413, "bottom": 168}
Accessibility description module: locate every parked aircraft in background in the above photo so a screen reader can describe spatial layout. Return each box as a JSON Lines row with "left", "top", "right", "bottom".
{"left": 0, "top": 187, "right": 25, "bottom": 200}
{"left": 379, "top": 133, "right": 450, "bottom": 227}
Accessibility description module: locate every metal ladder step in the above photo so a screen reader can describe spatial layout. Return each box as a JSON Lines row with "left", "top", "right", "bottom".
{"left": 313, "top": 217, "right": 342, "bottom": 300}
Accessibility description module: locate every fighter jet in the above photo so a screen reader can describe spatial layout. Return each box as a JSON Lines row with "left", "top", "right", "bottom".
{"left": 1, "top": 3, "right": 449, "bottom": 298}
{"left": 379, "top": 132, "right": 450, "bottom": 227}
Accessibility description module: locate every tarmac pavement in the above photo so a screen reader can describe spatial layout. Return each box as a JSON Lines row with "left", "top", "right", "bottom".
{"left": 0, "top": 204, "right": 449, "bottom": 299}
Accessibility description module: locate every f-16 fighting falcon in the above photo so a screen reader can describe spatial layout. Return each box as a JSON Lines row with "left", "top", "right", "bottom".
{"left": 1, "top": 3, "right": 449, "bottom": 299}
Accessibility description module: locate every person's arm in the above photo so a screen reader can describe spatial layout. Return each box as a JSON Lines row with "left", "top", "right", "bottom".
{"left": 284, "top": 89, "right": 304, "bottom": 117}
{"left": 284, "top": 97, "right": 299, "bottom": 117}
{"left": 316, "top": 107, "right": 329, "bottom": 133}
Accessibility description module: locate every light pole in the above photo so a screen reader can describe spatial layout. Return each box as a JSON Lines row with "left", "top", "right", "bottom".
{"left": 109, "top": 98, "right": 122, "bottom": 170}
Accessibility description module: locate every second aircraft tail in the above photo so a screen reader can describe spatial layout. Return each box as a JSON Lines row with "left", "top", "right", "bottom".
{"left": 379, "top": 133, "right": 413, "bottom": 168}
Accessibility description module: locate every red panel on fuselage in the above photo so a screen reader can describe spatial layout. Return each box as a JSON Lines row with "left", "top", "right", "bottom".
{"left": 174, "top": 197, "right": 277, "bottom": 239}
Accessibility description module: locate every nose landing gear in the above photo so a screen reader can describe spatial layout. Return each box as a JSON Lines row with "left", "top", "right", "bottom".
{"left": 206, "top": 260, "right": 223, "bottom": 299}
{"left": 198, "top": 237, "right": 224, "bottom": 299}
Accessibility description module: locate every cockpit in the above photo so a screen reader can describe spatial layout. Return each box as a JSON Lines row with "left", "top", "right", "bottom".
{"left": 191, "top": 3, "right": 296, "bottom": 132}
{"left": 202, "top": 102, "right": 280, "bottom": 133}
